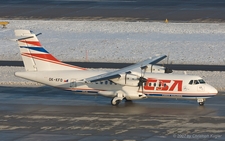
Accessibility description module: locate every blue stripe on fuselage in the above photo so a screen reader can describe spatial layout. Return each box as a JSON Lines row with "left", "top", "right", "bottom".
{"left": 182, "top": 95, "right": 215, "bottom": 98}
{"left": 74, "top": 90, "right": 98, "bottom": 94}
{"left": 146, "top": 93, "right": 215, "bottom": 98}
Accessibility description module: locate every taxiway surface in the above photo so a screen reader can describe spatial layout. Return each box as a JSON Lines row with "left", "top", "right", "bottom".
{"left": 1, "top": 0, "right": 225, "bottom": 21}
{"left": 0, "top": 85, "right": 224, "bottom": 141}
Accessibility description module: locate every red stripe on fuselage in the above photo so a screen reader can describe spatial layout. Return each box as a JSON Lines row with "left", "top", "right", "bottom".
{"left": 20, "top": 40, "right": 42, "bottom": 46}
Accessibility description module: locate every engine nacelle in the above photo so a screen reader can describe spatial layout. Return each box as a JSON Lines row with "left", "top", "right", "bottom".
{"left": 126, "top": 93, "right": 147, "bottom": 100}
{"left": 146, "top": 64, "right": 165, "bottom": 73}
{"left": 123, "top": 89, "right": 147, "bottom": 100}
{"left": 145, "top": 64, "right": 172, "bottom": 73}
{"left": 131, "top": 65, "right": 172, "bottom": 74}
{"left": 111, "top": 74, "right": 139, "bottom": 87}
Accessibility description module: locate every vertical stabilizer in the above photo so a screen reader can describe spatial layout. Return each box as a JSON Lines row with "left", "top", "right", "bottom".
{"left": 15, "top": 30, "right": 86, "bottom": 71}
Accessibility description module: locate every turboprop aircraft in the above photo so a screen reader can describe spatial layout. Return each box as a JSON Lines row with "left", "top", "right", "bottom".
{"left": 14, "top": 30, "right": 218, "bottom": 106}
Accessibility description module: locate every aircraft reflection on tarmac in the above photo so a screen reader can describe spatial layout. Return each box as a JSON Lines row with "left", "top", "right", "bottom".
{"left": 0, "top": 85, "right": 225, "bottom": 141}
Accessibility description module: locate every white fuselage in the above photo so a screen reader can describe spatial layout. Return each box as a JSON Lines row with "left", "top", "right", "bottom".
{"left": 15, "top": 69, "right": 218, "bottom": 101}
{"left": 13, "top": 29, "right": 218, "bottom": 106}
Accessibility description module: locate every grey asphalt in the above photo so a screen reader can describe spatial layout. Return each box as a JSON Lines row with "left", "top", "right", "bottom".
{"left": 1, "top": 0, "right": 225, "bottom": 22}
{"left": 0, "top": 85, "right": 225, "bottom": 141}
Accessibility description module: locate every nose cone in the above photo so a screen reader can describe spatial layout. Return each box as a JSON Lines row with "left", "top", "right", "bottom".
{"left": 206, "top": 84, "right": 218, "bottom": 95}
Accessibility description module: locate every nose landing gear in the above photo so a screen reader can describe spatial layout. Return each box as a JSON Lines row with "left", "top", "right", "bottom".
{"left": 197, "top": 98, "right": 205, "bottom": 106}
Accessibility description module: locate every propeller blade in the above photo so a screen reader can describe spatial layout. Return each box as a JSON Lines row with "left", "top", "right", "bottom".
{"left": 165, "top": 53, "right": 173, "bottom": 73}
{"left": 138, "top": 66, "right": 148, "bottom": 93}
{"left": 138, "top": 76, "right": 147, "bottom": 93}
{"left": 167, "top": 54, "right": 169, "bottom": 65}
{"left": 124, "top": 71, "right": 131, "bottom": 84}
{"left": 125, "top": 73, "right": 127, "bottom": 84}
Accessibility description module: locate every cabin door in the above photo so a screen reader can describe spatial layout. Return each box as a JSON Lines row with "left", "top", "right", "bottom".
{"left": 70, "top": 79, "right": 77, "bottom": 87}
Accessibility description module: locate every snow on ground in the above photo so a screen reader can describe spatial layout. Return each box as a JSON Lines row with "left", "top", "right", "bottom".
{"left": 0, "top": 66, "right": 40, "bottom": 86}
{"left": 0, "top": 66, "right": 224, "bottom": 91}
{"left": 0, "top": 20, "right": 225, "bottom": 64}
{"left": 0, "top": 20, "right": 225, "bottom": 90}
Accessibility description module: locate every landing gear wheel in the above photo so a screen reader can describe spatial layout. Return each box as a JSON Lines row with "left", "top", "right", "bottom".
{"left": 197, "top": 99, "right": 205, "bottom": 106}
{"left": 111, "top": 97, "right": 121, "bottom": 106}
{"left": 199, "top": 102, "right": 204, "bottom": 106}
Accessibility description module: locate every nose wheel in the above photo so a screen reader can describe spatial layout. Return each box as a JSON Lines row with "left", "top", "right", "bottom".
{"left": 197, "top": 98, "right": 205, "bottom": 106}
{"left": 198, "top": 102, "right": 204, "bottom": 106}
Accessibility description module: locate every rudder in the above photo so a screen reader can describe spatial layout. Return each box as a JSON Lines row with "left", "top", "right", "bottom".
{"left": 15, "top": 30, "right": 86, "bottom": 71}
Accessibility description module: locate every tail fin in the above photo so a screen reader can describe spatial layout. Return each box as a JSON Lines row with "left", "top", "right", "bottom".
{"left": 15, "top": 30, "right": 86, "bottom": 71}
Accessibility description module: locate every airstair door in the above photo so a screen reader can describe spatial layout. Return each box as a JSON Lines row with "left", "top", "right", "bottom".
{"left": 70, "top": 79, "right": 77, "bottom": 87}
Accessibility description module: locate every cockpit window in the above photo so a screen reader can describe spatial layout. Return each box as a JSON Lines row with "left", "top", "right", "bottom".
{"left": 189, "top": 80, "right": 193, "bottom": 84}
{"left": 189, "top": 79, "right": 206, "bottom": 85}
{"left": 198, "top": 79, "right": 206, "bottom": 84}
{"left": 194, "top": 80, "right": 199, "bottom": 84}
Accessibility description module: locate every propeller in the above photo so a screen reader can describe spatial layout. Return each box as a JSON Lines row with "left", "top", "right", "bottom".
{"left": 163, "top": 53, "right": 173, "bottom": 73}
{"left": 167, "top": 53, "right": 169, "bottom": 65}
{"left": 124, "top": 71, "right": 131, "bottom": 84}
{"left": 138, "top": 66, "right": 147, "bottom": 93}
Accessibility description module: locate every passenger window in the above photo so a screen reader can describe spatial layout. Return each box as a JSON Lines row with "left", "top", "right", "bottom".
{"left": 105, "top": 81, "right": 108, "bottom": 85}
{"left": 149, "top": 83, "right": 151, "bottom": 86}
{"left": 189, "top": 80, "right": 193, "bottom": 85}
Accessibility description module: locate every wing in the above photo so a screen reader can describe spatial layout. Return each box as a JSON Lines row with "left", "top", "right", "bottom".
{"left": 85, "top": 55, "right": 167, "bottom": 83}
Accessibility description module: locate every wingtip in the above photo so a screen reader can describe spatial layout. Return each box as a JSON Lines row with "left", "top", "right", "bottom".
{"left": 152, "top": 54, "right": 167, "bottom": 58}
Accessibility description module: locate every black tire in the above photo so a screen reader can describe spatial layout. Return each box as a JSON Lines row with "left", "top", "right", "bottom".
{"left": 111, "top": 98, "right": 121, "bottom": 106}
{"left": 199, "top": 102, "right": 204, "bottom": 106}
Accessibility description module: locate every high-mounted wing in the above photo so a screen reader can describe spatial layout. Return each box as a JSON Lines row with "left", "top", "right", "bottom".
{"left": 85, "top": 55, "right": 167, "bottom": 83}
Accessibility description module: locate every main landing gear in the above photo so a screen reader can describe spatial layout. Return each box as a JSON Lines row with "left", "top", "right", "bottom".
{"left": 111, "top": 97, "right": 123, "bottom": 106}
{"left": 111, "top": 97, "right": 133, "bottom": 106}
{"left": 197, "top": 98, "right": 205, "bottom": 106}
{"left": 111, "top": 91, "right": 124, "bottom": 106}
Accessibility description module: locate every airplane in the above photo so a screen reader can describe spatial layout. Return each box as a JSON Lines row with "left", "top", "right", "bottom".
{"left": 14, "top": 30, "right": 218, "bottom": 106}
